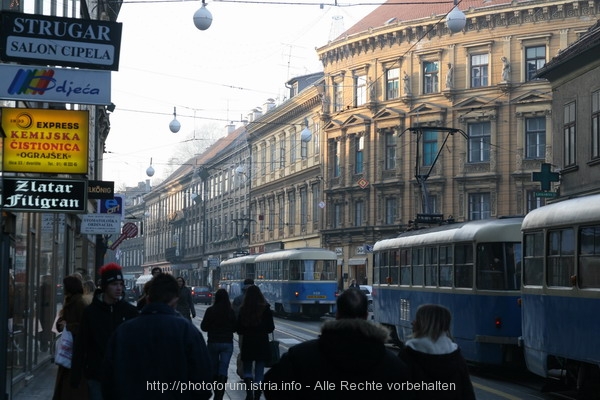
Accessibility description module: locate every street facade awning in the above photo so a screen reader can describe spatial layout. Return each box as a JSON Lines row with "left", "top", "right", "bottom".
{"left": 349, "top": 257, "right": 367, "bottom": 266}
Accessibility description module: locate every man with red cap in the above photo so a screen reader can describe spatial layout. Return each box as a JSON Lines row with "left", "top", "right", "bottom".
{"left": 71, "top": 263, "right": 138, "bottom": 400}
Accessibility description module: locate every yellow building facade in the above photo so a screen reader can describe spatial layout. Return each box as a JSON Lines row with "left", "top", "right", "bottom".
{"left": 315, "top": 0, "right": 599, "bottom": 285}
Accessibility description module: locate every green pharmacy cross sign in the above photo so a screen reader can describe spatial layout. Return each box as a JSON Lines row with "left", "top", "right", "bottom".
{"left": 532, "top": 163, "right": 560, "bottom": 191}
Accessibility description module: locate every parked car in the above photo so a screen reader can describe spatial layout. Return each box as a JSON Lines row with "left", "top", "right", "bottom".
{"left": 191, "top": 286, "right": 213, "bottom": 305}
{"left": 359, "top": 285, "right": 373, "bottom": 311}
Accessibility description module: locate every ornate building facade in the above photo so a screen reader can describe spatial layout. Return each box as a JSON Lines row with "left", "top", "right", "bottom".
{"left": 315, "top": 0, "right": 599, "bottom": 285}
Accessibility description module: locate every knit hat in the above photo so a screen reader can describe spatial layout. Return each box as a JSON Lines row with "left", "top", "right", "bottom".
{"left": 242, "top": 278, "right": 254, "bottom": 289}
{"left": 99, "top": 262, "right": 124, "bottom": 289}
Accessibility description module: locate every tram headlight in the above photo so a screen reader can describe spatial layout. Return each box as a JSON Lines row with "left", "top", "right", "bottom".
{"left": 294, "top": 291, "right": 299, "bottom": 297}
{"left": 495, "top": 317, "right": 502, "bottom": 329}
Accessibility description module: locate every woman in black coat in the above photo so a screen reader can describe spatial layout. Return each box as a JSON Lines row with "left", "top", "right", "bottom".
{"left": 175, "top": 277, "right": 196, "bottom": 320}
{"left": 236, "top": 285, "right": 274, "bottom": 400}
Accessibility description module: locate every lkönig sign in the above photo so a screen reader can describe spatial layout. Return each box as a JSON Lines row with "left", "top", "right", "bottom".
{"left": 1, "top": 107, "right": 89, "bottom": 174}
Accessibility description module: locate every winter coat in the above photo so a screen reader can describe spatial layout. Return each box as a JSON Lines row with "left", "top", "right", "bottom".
{"left": 236, "top": 304, "right": 274, "bottom": 362}
{"left": 102, "top": 302, "right": 212, "bottom": 399}
{"left": 399, "top": 335, "right": 476, "bottom": 400}
{"left": 200, "top": 304, "right": 236, "bottom": 343}
{"left": 264, "top": 319, "right": 414, "bottom": 400}
{"left": 176, "top": 285, "right": 196, "bottom": 320}
{"left": 70, "top": 293, "right": 138, "bottom": 386}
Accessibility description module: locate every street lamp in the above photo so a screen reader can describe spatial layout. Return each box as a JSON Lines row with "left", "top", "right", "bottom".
{"left": 146, "top": 158, "right": 155, "bottom": 177}
{"left": 300, "top": 117, "right": 312, "bottom": 143}
{"left": 169, "top": 107, "right": 181, "bottom": 133}
{"left": 193, "top": 0, "right": 213, "bottom": 31}
{"left": 446, "top": 0, "right": 466, "bottom": 33}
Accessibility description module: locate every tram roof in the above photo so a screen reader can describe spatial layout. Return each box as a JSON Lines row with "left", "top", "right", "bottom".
{"left": 522, "top": 194, "right": 600, "bottom": 230}
{"left": 220, "top": 254, "right": 258, "bottom": 266}
{"left": 373, "top": 217, "right": 523, "bottom": 251}
{"left": 254, "top": 247, "right": 337, "bottom": 262}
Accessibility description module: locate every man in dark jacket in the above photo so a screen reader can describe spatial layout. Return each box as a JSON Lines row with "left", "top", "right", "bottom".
{"left": 71, "top": 262, "right": 138, "bottom": 400}
{"left": 103, "top": 273, "right": 212, "bottom": 399}
{"left": 263, "top": 288, "right": 413, "bottom": 400}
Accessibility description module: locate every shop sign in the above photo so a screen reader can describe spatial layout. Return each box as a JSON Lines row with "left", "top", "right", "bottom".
{"left": 0, "top": 64, "right": 110, "bottom": 105}
{"left": 0, "top": 11, "right": 123, "bottom": 70}
{"left": 88, "top": 180, "right": 114, "bottom": 200}
{"left": 1, "top": 107, "right": 89, "bottom": 174}
{"left": 80, "top": 214, "right": 121, "bottom": 235}
{"left": 1, "top": 177, "right": 87, "bottom": 213}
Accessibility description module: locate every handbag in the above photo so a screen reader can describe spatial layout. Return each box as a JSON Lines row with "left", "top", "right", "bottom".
{"left": 265, "top": 333, "right": 280, "bottom": 368}
{"left": 54, "top": 329, "right": 73, "bottom": 369}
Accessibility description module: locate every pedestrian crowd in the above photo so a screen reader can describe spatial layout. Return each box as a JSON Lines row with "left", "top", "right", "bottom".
{"left": 52, "top": 264, "right": 475, "bottom": 400}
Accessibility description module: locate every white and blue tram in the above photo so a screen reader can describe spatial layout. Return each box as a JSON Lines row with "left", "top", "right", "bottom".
{"left": 218, "top": 254, "right": 257, "bottom": 300}
{"left": 521, "top": 195, "right": 600, "bottom": 393}
{"left": 373, "top": 217, "right": 523, "bottom": 366}
{"left": 253, "top": 248, "right": 338, "bottom": 318}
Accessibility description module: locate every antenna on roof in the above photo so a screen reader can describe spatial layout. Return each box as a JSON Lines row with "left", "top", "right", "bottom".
{"left": 329, "top": 15, "right": 344, "bottom": 42}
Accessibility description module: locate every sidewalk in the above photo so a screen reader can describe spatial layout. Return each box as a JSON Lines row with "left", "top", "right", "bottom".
{"left": 12, "top": 329, "right": 251, "bottom": 400}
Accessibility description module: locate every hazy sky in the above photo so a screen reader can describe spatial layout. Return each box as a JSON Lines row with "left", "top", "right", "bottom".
{"left": 103, "top": 0, "right": 380, "bottom": 188}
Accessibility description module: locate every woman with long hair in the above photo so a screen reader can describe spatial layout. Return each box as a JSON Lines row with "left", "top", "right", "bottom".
{"left": 399, "top": 304, "right": 476, "bottom": 400}
{"left": 236, "top": 285, "right": 274, "bottom": 400}
{"left": 200, "top": 288, "right": 236, "bottom": 400}
{"left": 52, "top": 275, "right": 90, "bottom": 400}
{"left": 175, "top": 277, "right": 196, "bottom": 320}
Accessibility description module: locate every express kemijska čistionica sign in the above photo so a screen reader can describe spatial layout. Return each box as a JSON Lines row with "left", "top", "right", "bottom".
{"left": 1, "top": 108, "right": 89, "bottom": 174}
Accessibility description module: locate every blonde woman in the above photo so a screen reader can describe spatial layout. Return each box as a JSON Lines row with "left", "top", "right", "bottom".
{"left": 399, "top": 304, "right": 476, "bottom": 400}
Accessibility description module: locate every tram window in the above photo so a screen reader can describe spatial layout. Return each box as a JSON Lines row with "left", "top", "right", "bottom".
{"left": 454, "top": 244, "right": 473, "bottom": 288}
{"left": 523, "top": 232, "right": 543, "bottom": 285}
{"left": 547, "top": 229, "right": 575, "bottom": 287}
{"left": 400, "top": 249, "right": 411, "bottom": 285}
{"left": 579, "top": 226, "right": 600, "bottom": 288}
{"left": 322, "top": 260, "right": 335, "bottom": 281}
{"left": 412, "top": 248, "right": 424, "bottom": 285}
{"left": 290, "top": 261, "right": 301, "bottom": 280}
{"left": 424, "top": 247, "right": 438, "bottom": 286}
{"left": 477, "top": 243, "right": 507, "bottom": 290}
{"left": 389, "top": 249, "right": 399, "bottom": 284}
{"left": 302, "top": 260, "right": 315, "bottom": 281}
{"left": 375, "top": 252, "right": 387, "bottom": 284}
{"left": 246, "top": 264, "right": 255, "bottom": 281}
{"left": 439, "top": 245, "right": 453, "bottom": 287}
{"left": 506, "top": 243, "right": 521, "bottom": 290}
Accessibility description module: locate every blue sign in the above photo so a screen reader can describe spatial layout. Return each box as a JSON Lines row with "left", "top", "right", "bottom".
{"left": 98, "top": 194, "right": 123, "bottom": 217}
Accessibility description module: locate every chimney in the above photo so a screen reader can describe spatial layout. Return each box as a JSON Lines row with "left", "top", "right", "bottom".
{"left": 263, "top": 98, "right": 276, "bottom": 113}
{"left": 225, "top": 123, "right": 236, "bottom": 134}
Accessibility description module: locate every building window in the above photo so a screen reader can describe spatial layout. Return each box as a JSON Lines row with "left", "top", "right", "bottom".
{"left": 593, "top": 90, "right": 600, "bottom": 159}
{"left": 355, "top": 74, "right": 367, "bottom": 106}
{"left": 333, "top": 203, "right": 342, "bottom": 228}
{"left": 300, "top": 187, "right": 308, "bottom": 230}
{"left": 385, "top": 197, "right": 396, "bottom": 224}
{"left": 333, "top": 81, "right": 343, "bottom": 112}
{"left": 333, "top": 141, "right": 341, "bottom": 177}
{"left": 422, "top": 129, "right": 437, "bottom": 166}
{"left": 270, "top": 139, "right": 276, "bottom": 172}
{"left": 564, "top": 101, "right": 576, "bottom": 167}
{"left": 386, "top": 67, "right": 399, "bottom": 100}
{"left": 268, "top": 197, "right": 275, "bottom": 232}
{"left": 385, "top": 130, "right": 396, "bottom": 170}
{"left": 290, "top": 130, "right": 297, "bottom": 163}
{"left": 279, "top": 135, "right": 286, "bottom": 168}
{"left": 260, "top": 145, "right": 267, "bottom": 176}
{"left": 278, "top": 195, "right": 285, "bottom": 230}
{"left": 525, "top": 117, "right": 546, "bottom": 159}
{"left": 288, "top": 191, "right": 296, "bottom": 229}
{"left": 423, "top": 61, "right": 439, "bottom": 94}
{"left": 470, "top": 54, "right": 488, "bottom": 87}
{"left": 526, "top": 46, "right": 546, "bottom": 81}
{"left": 313, "top": 122, "right": 320, "bottom": 155}
{"left": 312, "top": 183, "right": 320, "bottom": 224}
{"left": 468, "top": 193, "right": 491, "bottom": 220}
{"left": 301, "top": 133, "right": 308, "bottom": 160}
{"left": 526, "top": 190, "right": 545, "bottom": 213}
{"left": 355, "top": 136, "right": 364, "bottom": 174}
{"left": 354, "top": 200, "right": 364, "bottom": 227}
{"left": 468, "top": 122, "right": 491, "bottom": 163}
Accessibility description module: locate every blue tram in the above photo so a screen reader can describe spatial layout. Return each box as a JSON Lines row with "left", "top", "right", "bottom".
{"left": 253, "top": 248, "right": 338, "bottom": 318}
{"left": 218, "top": 254, "right": 257, "bottom": 299}
{"left": 372, "top": 217, "right": 523, "bottom": 366}
{"left": 521, "top": 195, "right": 600, "bottom": 393}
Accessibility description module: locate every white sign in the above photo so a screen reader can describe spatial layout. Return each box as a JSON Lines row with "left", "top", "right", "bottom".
{"left": 0, "top": 63, "right": 111, "bottom": 105}
{"left": 80, "top": 214, "right": 121, "bottom": 234}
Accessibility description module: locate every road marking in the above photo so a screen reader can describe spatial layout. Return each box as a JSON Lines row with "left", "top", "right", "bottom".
{"left": 278, "top": 338, "right": 301, "bottom": 345}
{"left": 472, "top": 382, "right": 522, "bottom": 400}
